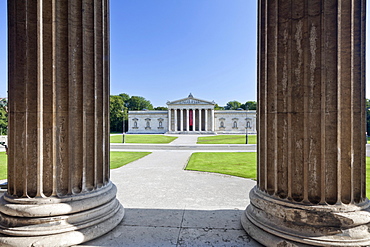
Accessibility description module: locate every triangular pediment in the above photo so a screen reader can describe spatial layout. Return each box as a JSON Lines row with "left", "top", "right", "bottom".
{"left": 167, "top": 94, "right": 215, "bottom": 106}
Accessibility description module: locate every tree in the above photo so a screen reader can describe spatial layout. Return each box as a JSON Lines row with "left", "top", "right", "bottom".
{"left": 241, "top": 101, "right": 257, "bottom": 110}
{"left": 0, "top": 98, "right": 7, "bottom": 135}
{"left": 110, "top": 93, "right": 155, "bottom": 132}
{"left": 214, "top": 104, "right": 224, "bottom": 110}
{"left": 127, "top": 96, "right": 153, "bottom": 111}
{"left": 119, "top": 93, "right": 130, "bottom": 106}
{"left": 225, "top": 101, "right": 242, "bottom": 110}
{"left": 154, "top": 106, "right": 168, "bottom": 110}
{"left": 110, "top": 95, "right": 125, "bottom": 132}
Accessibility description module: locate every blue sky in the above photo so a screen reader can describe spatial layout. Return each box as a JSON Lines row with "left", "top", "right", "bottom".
{"left": 0, "top": 1, "right": 368, "bottom": 107}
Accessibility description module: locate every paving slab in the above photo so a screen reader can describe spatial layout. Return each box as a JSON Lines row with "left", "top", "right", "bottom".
{"left": 0, "top": 134, "right": 262, "bottom": 246}
{"left": 168, "top": 134, "right": 200, "bottom": 144}
{"left": 80, "top": 147, "right": 261, "bottom": 246}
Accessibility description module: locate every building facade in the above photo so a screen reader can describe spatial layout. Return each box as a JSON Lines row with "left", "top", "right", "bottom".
{"left": 128, "top": 94, "right": 256, "bottom": 134}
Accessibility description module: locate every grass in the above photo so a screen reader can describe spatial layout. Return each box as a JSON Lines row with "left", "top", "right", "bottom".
{"left": 186, "top": 153, "right": 370, "bottom": 198}
{"left": 0, "top": 152, "right": 6, "bottom": 180}
{"left": 0, "top": 152, "right": 151, "bottom": 179}
{"left": 367, "top": 157, "right": 370, "bottom": 197}
{"left": 0, "top": 151, "right": 369, "bottom": 198}
{"left": 110, "top": 134, "right": 177, "bottom": 144}
{"left": 197, "top": 134, "right": 257, "bottom": 144}
{"left": 110, "top": 152, "right": 151, "bottom": 169}
{"left": 185, "top": 152, "right": 257, "bottom": 179}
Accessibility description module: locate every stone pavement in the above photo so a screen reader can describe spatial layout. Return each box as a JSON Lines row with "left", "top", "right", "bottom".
{"left": 80, "top": 135, "right": 261, "bottom": 246}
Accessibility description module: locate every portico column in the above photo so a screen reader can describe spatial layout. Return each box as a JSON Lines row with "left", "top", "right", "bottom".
{"left": 205, "top": 109, "right": 208, "bottom": 132}
{"left": 211, "top": 109, "right": 214, "bottom": 131}
{"left": 168, "top": 109, "right": 172, "bottom": 131}
{"left": 242, "top": 1, "right": 370, "bottom": 246}
{"left": 0, "top": 1, "right": 124, "bottom": 246}
{"left": 186, "top": 109, "right": 189, "bottom": 131}
{"left": 174, "top": 109, "right": 178, "bottom": 132}
{"left": 199, "top": 109, "right": 202, "bottom": 132}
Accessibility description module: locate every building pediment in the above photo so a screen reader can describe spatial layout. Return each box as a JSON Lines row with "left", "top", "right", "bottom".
{"left": 167, "top": 94, "right": 215, "bottom": 106}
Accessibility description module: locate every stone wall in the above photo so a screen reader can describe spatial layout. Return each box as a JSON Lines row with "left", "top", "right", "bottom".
{"left": 214, "top": 111, "right": 256, "bottom": 134}
{"left": 127, "top": 111, "right": 168, "bottom": 134}
{"left": 128, "top": 110, "right": 257, "bottom": 134}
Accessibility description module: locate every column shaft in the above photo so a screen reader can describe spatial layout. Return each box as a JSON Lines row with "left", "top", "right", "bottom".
{"left": 1, "top": 1, "right": 124, "bottom": 246}
{"left": 211, "top": 109, "right": 214, "bottom": 131}
{"left": 174, "top": 109, "right": 178, "bottom": 132}
{"left": 243, "top": 1, "right": 369, "bottom": 246}
{"left": 205, "top": 109, "right": 208, "bottom": 132}
{"left": 168, "top": 109, "right": 172, "bottom": 131}
{"left": 199, "top": 109, "right": 202, "bottom": 132}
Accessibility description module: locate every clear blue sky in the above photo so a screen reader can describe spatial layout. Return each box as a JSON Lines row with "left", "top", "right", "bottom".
{"left": 0, "top": 1, "right": 368, "bottom": 108}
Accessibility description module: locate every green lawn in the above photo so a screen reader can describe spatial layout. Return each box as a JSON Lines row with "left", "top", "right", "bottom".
{"left": 185, "top": 152, "right": 257, "bottom": 179}
{"left": 0, "top": 152, "right": 151, "bottom": 179}
{"left": 110, "top": 152, "right": 151, "bottom": 169}
{"left": 197, "top": 135, "right": 257, "bottom": 144}
{"left": 0, "top": 151, "right": 370, "bottom": 198}
{"left": 367, "top": 157, "right": 370, "bottom": 197}
{"left": 110, "top": 134, "right": 177, "bottom": 144}
{"left": 0, "top": 152, "right": 6, "bottom": 180}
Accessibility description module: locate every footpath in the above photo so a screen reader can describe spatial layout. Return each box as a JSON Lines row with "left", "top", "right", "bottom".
{"left": 81, "top": 135, "right": 260, "bottom": 246}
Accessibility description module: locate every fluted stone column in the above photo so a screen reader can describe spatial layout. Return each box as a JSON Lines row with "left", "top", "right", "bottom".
{"left": 242, "top": 1, "right": 369, "bottom": 246}
{"left": 0, "top": 1, "right": 124, "bottom": 246}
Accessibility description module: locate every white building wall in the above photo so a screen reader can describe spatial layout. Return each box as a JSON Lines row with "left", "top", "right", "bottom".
{"left": 127, "top": 110, "right": 257, "bottom": 134}
{"left": 127, "top": 111, "right": 168, "bottom": 134}
{"left": 214, "top": 110, "right": 257, "bottom": 134}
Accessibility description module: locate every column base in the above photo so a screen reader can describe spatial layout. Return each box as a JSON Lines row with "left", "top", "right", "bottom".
{"left": 0, "top": 182, "right": 124, "bottom": 247}
{"left": 242, "top": 186, "right": 370, "bottom": 247}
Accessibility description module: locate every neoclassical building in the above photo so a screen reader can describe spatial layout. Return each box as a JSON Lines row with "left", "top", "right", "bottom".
{"left": 127, "top": 94, "right": 256, "bottom": 134}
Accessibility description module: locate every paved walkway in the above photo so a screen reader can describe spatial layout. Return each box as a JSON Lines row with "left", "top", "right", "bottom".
{"left": 80, "top": 135, "right": 261, "bottom": 246}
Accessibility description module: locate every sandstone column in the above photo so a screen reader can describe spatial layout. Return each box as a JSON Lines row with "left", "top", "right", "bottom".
{"left": 242, "top": 1, "right": 369, "bottom": 246}
{"left": 0, "top": 1, "right": 124, "bottom": 246}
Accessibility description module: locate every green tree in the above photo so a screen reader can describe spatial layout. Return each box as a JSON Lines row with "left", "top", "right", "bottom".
{"left": 110, "top": 95, "right": 125, "bottom": 132}
{"left": 154, "top": 106, "right": 168, "bottom": 110}
{"left": 0, "top": 98, "right": 7, "bottom": 135}
{"left": 127, "top": 96, "right": 153, "bottom": 111}
{"left": 214, "top": 104, "right": 224, "bottom": 110}
{"left": 119, "top": 93, "right": 130, "bottom": 106}
{"left": 241, "top": 101, "right": 257, "bottom": 110}
{"left": 225, "top": 101, "right": 242, "bottom": 110}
